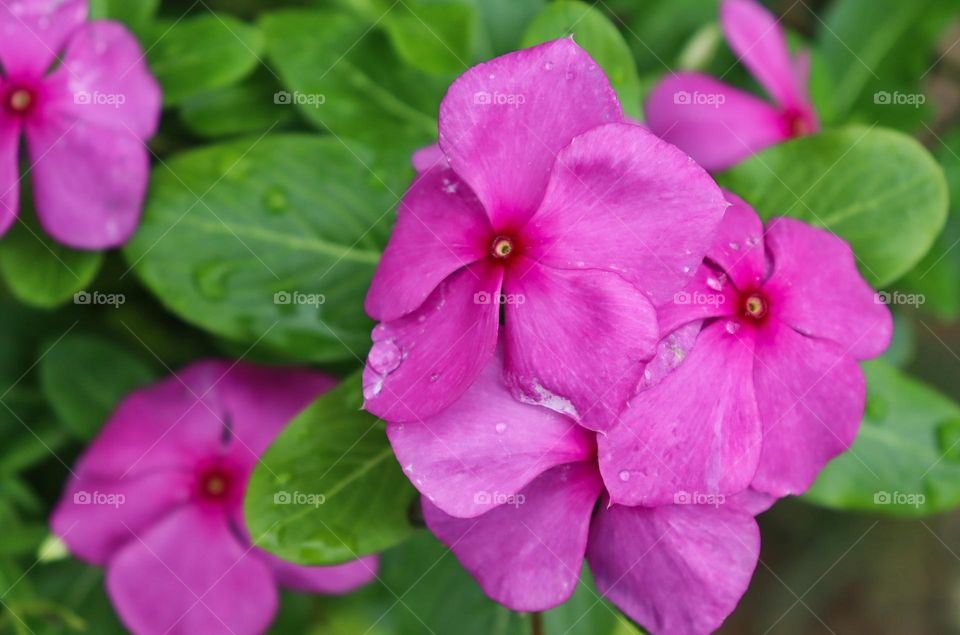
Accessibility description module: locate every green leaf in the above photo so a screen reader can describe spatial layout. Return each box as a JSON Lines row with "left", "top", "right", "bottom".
{"left": 804, "top": 360, "right": 960, "bottom": 517}
{"left": 377, "top": 531, "right": 527, "bottom": 635}
{"left": 521, "top": 1, "right": 642, "bottom": 119}
{"left": 381, "top": 0, "right": 476, "bottom": 75}
{"left": 471, "top": 0, "right": 545, "bottom": 57}
{"left": 244, "top": 374, "right": 416, "bottom": 564}
{"left": 180, "top": 71, "right": 297, "bottom": 139}
{"left": 0, "top": 217, "right": 103, "bottom": 309}
{"left": 38, "top": 334, "right": 157, "bottom": 440}
{"left": 717, "top": 126, "right": 948, "bottom": 287}
{"left": 260, "top": 9, "right": 442, "bottom": 147}
{"left": 605, "top": 0, "right": 716, "bottom": 75}
{"left": 543, "top": 569, "right": 643, "bottom": 635}
{"left": 88, "top": 0, "right": 159, "bottom": 31}
{"left": 124, "top": 134, "right": 394, "bottom": 363}
{"left": 147, "top": 13, "right": 264, "bottom": 106}
{"left": 817, "top": 0, "right": 959, "bottom": 127}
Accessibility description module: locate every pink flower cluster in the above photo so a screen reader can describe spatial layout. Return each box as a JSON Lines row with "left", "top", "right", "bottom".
{"left": 364, "top": 5, "right": 891, "bottom": 633}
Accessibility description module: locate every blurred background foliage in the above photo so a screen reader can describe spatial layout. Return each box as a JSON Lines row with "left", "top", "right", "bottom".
{"left": 2, "top": 0, "right": 960, "bottom": 633}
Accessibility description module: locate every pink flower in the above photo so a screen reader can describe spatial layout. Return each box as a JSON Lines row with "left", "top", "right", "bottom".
{"left": 363, "top": 38, "right": 727, "bottom": 430}
{"left": 644, "top": 0, "right": 818, "bottom": 171}
{"left": 599, "top": 194, "right": 893, "bottom": 506}
{"left": 387, "top": 349, "right": 767, "bottom": 635}
{"left": 0, "top": 0, "right": 160, "bottom": 249}
{"left": 50, "top": 361, "right": 377, "bottom": 635}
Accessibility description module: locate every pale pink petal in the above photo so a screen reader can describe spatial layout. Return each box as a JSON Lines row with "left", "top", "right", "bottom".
{"left": 656, "top": 263, "right": 738, "bottom": 336}
{"left": 587, "top": 502, "right": 759, "bottom": 635}
{"left": 50, "top": 471, "right": 192, "bottom": 565}
{"left": 707, "top": 192, "right": 766, "bottom": 291}
{"left": 503, "top": 259, "right": 658, "bottom": 431}
{"left": 644, "top": 73, "right": 790, "bottom": 171}
{"left": 0, "top": 113, "right": 20, "bottom": 236}
{"left": 423, "top": 462, "right": 602, "bottom": 612}
{"left": 438, "top": 38, "right": 622, "bottom": 230}
{"left": 106, "top": 506, "right": 277, "bottom": 635}
{"left": 0, "top": 0, "right": 87, "bottom": 78}
{"left": 387, "top": 350, "right": 595, "bottom": 518}
{"left": 362, "top": 262, "right": 503, "bottom": 422}
{"left": 728, "top": 489, "right": 777, "bottom": 515}
{"left": 599, "top": 321, "right": 761, "bottom": 506}
{"left": 25, "top": 114, "right": 149, "bottom": 249}
{"left": 750, "top": 322, "right": 866, "bottom": 496}
{"left": 259, "top": 551, "right": 378, "bottom": 594}
{"left": 721, "top": 0, "right": 802, "bottom": 108}
{"left": 45, "top": 21, "right": 162, "bottom": 138}
{"left": 365, "top": 167, "right": 491, "bottom": 321}
{"left": 526, "top": 122, "right": 725, "bottom": 305}
{"left": 763, "top": 217, "right": 892, "bottom": 359}
{"left": 411, "top": 143, "right": 448, "bottom": 173}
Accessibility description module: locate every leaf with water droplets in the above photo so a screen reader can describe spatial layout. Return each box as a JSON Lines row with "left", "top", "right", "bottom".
{"left": 804, "top": 360, "right": 960, "bottom": 517}
{"left": 244, "top": 372, "right": 417, "bottom": 564}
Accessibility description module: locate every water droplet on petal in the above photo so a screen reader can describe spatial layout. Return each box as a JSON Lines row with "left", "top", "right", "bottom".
{"left": 746, "top": 235, "right": 761, "bottom": 248}
{"left": 430, "top": 373, "right": 440, "bottom": 383}
{"left": 725, "top": 321, "right": 740, "bottom": 334}
{"left": 706, "top": 276, "right": 723, "bottom": 291}
{"left": 729, "top": 241, "right": 740, "bottom": 251}
{"left": 495, "top": 422, "right": 507, "bottom": 434}
{"left": 618, "top": 470, "right": 631, "bottom": 482}
{"left": 368, "top": 340, "right": 402, "bottom": 374}
{"left": 544, "top": 61, "right": 554, "bottom": 70}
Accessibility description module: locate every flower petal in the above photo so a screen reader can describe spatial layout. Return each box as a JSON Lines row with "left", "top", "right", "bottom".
{"left": 258, "top": 551, "right": 379, "bottom": 594}
{"left": 599, "top": 321, "right": 761, "bottom": 506}
{"left": 526, "top": 122, "right": 726, "bottom": 304}
{"left": 720, "top": 0, "right": 804, "bottom": 108}
{"left": 387, "top": 350, "right": 595, "bottom": 518}
{"left": 362, "top": 262, "right": 503, "bottom": 422}
{"left": 750, "top": 322, "right": 866, "bottom": 496}
{"left": 365, "top": 167, "right": 491, "bottom": 322}
{"left": 0, "top": 113, "right": 20, "bottom": 237}
{"left": 106, "top": 506, "right": 277, "bottom": 635}
{"left": 503, "top": 259, "right": 658, "bottom": 431}
{"left": 411, "top": 143, "right": 448, "bottom": 173}
{"left": 50, "top": 471, "right": 191, "bottom": 566}
{"left": 707, "top": 192, "right": 766, "bottom": 291}
{"left": 438, "top": 38, "right": 622, "bottom": 230}
{"left": 25, "top": 113, "right": 149, "bottom": 249}
{"left": 0, "top": 0, "right": 87, "bottom": 77}
{"left": 656, "top": 263, "right": 737, "bottom": 336}
{"left": 216, "top": 364, "right": 335, "bottom": 469}
{"left": 423, "top": 462, "right": 602, "bottom": 612}
{"left": 763, "top": 217, "right": 893, "bottom": 359}
{"left": 48, "top": 21, "right": 162, "bottom": 138}
{"left": 587, "top": 502, "right": 759, "bottom": 635}
{"left": 644, "top": 73, "right": 790, "bottom": 171}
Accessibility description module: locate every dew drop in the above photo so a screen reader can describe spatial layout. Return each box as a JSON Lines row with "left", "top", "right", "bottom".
{"left": 368, "top": 340, "right": 402, "bottom": 375}
{"left": 725, "top": 321, "right": 740, "bottom": 334}
{"left": 495, "top": 422, "right": 507, "bottom": 434}
{"left": 706, "top": 276, "right": 723, "bottom": 291}
{"left": 192, "top": 261, "right": 234, "bottom": 301}
{"left": 618, "top": 470, "right": 631, "bottom": 482}
{"left": 746, "top": 235, "right": 761, "bottom": 248}
{"left": 729, "top": 241, "right": 740, "bottom": 251}
{"left": 544, "top": 61, "right": 554, "bottom": 71}
{"left": 430, "top": 373, "right": 440, "bottom": 383}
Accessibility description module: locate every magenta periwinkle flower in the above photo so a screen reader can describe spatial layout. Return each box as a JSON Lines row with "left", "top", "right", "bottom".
{"left": 0, "top": 0, "right": 160, "bottom": 248}
{"left": 645, "top": 0, "right": 818, "bottom": 171}
{"left": 388, "top": 349, "right": 769, "bottom": 635}
{"left": 363, "top": 38, "right": 727, "bottom": 430}
{"left": 51, "top": 361, "right": 377, "bottom": 635}
{"left": 600, "top": 194, "right": 892, "bottom": 506}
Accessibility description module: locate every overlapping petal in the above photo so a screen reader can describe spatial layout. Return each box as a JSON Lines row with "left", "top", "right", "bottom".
{"left": 0, "top": 0, "right": 87, "bottom": 77}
